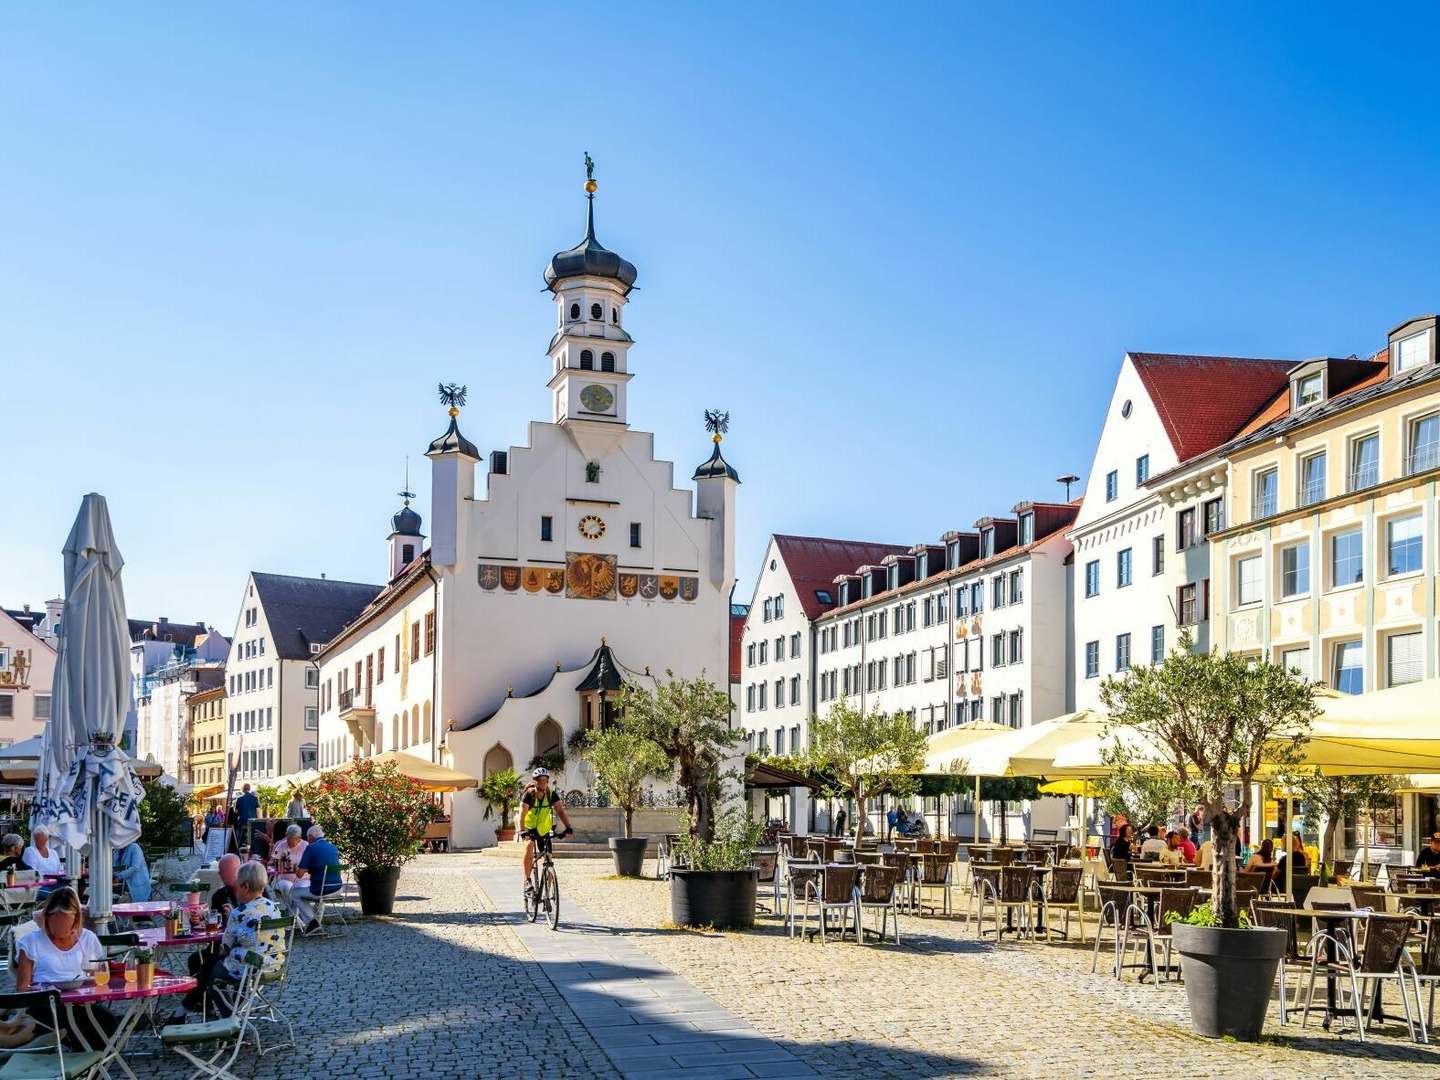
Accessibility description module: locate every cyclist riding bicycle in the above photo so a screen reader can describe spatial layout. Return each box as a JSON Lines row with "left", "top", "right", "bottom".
{"left": 519, "top": 767, "right": 573, "bottom": 899}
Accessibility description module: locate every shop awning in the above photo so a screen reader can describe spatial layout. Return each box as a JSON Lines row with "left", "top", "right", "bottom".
{"left": 338, "top": 751, "right": 478, "bottom": 792}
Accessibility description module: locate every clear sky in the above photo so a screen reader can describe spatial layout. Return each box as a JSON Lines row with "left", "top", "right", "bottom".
{"left": 5, "top": 5, "right": 1440, "bottom": 628}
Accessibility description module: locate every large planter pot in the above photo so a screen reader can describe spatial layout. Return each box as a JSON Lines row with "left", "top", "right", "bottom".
{"left": 1172, "top": 924, "right": 1286, "bottom": 1041}
{"left": 355, "top": 865, "right": 402, "bottom": 916}
{"left": 496, "top": 827, "right": 517, "bottom": 843}
{"left": 669, "top": 869, "right": 757, "bottom": 930}
{"left": 609, "top": 837, "right": 647, "bottom": 877}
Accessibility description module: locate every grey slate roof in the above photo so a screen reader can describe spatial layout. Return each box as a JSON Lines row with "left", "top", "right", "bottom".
{"left": 251, "top": 572, "right": 383, "bottom": 660}
{"left": 544, "top": 199, "right": 638, "bottom": 293}
{"left": 692, "top": 443, "right": 741, "bottom": 483}
{"left": 426, "top": 416, "right": 480, "bottom": 460}
{"left": 128, "top": 618, "right": 208, "bottom": 646}
{"left": 3, "top": 608, "right": 44, "bottom": 635}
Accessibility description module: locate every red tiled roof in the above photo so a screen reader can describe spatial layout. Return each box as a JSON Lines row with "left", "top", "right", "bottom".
{"left": 1231, "top": 348, "right": 1391, "bottom": 441}
{"left": 773, "top": 535, "right": 910, "bottom": 621}
{"left": 1129, "top": 353, "right": 1296, "bottom": 462}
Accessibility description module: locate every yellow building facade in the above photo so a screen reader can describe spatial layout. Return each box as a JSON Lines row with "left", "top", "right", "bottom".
{"left": 188, "top": 684, "right": 227, "bottom": 792}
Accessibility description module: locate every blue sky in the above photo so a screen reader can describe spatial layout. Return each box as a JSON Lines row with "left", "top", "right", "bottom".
{"left": 5, "top": 6, "right": 1440, "bottom": 626}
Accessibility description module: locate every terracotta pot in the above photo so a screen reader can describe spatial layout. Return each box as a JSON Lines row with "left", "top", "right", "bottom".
{"left": 496, "top": 827, "right": 517, "bottom": 843}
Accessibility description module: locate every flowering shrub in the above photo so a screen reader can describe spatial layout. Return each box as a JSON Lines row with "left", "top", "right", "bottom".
{"left": 309, "top": 759, "right": 441, "bottom": 870}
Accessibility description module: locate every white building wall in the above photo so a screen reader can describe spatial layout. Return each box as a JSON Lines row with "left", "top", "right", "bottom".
{"left": 738, "top": 538, "right": 815, "bottom": 757}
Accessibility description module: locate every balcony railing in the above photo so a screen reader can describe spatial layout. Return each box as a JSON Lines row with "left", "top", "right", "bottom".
{"left": 1407, "top": 442, "right": 1440, "bottom": 475}
{"left": 1251, "top": 494, "right": 1277, "bottom": 520}
{"left": 1347, "top": 467, "right": 1379, "bottom": 493}
{"left": 1298, "top": 479, "right": 1326, "bottom": 507}
{"left": 338, "top": 687, "right": 373, "bottom": 713}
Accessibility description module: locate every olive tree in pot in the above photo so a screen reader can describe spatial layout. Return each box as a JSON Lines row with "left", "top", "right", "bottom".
{"left": 805, "top": 699, "right": 928, "bottom": 847}
{"left": 578, "top": 726, "right": 669, "bottom": 877}
{"left": 478, "top": 768, "right": 522, "bottom": 843}
{"left": 619, "top": 672, "right": 753, "bottom": 927}
{"left": 1100, "top": 633, "right": 1318, "bottom": 1041}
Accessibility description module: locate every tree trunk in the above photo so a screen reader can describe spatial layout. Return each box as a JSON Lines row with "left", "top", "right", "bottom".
{"left": 1322, "top": 818, "right": 1338, "bottom": 875}
{"left": 854, "top": 787, "right": 867, "bottom": 848}
{"left": 693, "top": 783, "right": 715, "bottom": 843}
{"left": 623, "top": 803, "right": 633, "bottom": 839}
{"left": 1210, "top": 804, "right": 1241, "bottom": 928}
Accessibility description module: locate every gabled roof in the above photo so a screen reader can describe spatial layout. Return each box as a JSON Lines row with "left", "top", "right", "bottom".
{"left": 1129, "top": 353, "right": 1296, "bottom": 462}
{"left": 251, "top": 572, "right": 383, "bottom": 660}
{"left": 128, "top": 618, "right": 209, "bottom": 647}
{"left": 3, "top": 608, "right": 45, "bottom": 636}
{"left": 772, "top": 535, "right": 910, "bottom": 621}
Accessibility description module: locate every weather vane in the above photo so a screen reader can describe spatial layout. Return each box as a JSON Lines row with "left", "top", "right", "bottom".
{"left": 704, "top": 409, "right": 730, "bottom": 444}
{"left": 399, "top": 456, "right": 415, "bottom": 506}
{"left": 438, "top": 382, "right": 468, "bottom": 417}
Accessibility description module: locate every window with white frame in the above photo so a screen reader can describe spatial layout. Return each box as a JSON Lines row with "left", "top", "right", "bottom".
{"left": 1151, "top": 625, "right": 1164, "bottom": 664}
{"left": 304, "top": 667, "right": 319, "bottom": 689}
{"left": 1105, "top": 470, "right": 1118, "bottom": 502}
{"left": 1009, "top": 569, "right": 1023, "bottom": 604}
{"left": 1085, "top": 641, "right": 1099, "bottom": 679}
{"left": 1387, "top": 514, "right": 1423, "bottom": 577}
{"left": 1294, "top": 371, "right": 1323, "bottom": 409}
{"left": 1136, "top": 454, "right": 1149, "bottom": 485}
{"left": 1409, "top": 413, "right": 1440, "bottom": 475}
{"left": 1349, "top": 432, "right": 1379, "bottom": 491}
{"left": 1253, "top": 467, "right": 1278, "bottom": 519}
{"left": 1084, "top": 560, "right": 1100, "bottom": 598}
{"left": 1299, "top": 452, "right": 1327, "bottom": 507}
{"left": 1395, "top": 327, "right": 1433, "bottom": 373}
{"left": 1117, "top": 548, "right": 1132, "bottom": 589}
{"left": 1236, "top": 554, "right": 1263, "bottom": 606}
{"left": 1279, "top": 645, "right": 1311, "bottom": 680}
{"left": 1330, "top": 529, "right": 1364, "bottom": 588}
{"left": 1008, "top": 630, "right": 1023, "bottom": 664}
{"left": 305, "top": 706, "right": 318, "bottom": 729}
{"left": 991, "top": 633, "right": 1005, "bottom": 668}
{"left": 790, "top": 633, "right": 801, "bottom": 658}
{"left": 1331, "top": 639, "right": 1364, "bottom": 695}
{"left": 1280, "top": 541, "right": 1310, "bottom": 598}
{"left": 1115, "top": 632, "right": 1131, "bottom": 673}
{"left": 992, "top": 576, "right": 1005, "bottom": 609}
{"left": 1386, "top": 631, "right": 1423, "bottom": 687}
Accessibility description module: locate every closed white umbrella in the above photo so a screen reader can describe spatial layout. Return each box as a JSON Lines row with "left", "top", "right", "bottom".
{"left": 32, "top": 494, "right": 144, "bottom": 926}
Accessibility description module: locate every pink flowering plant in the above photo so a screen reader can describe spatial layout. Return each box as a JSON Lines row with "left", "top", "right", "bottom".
{"left": 309, "top": 758, "right": 441, "bottom": 870}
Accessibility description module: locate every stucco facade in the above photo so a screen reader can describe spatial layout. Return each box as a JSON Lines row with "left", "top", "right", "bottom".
{"left": 0, "top": 609, "right": 57, "bottom": 749}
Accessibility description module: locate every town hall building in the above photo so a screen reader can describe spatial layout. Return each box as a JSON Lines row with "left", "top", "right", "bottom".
{"left": 316, "top": 170, "right": 739, "bottom": 848}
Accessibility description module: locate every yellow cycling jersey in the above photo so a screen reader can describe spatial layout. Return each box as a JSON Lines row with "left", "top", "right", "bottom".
{"left": 521, "top": 788, "right": 559, "bottom": 835}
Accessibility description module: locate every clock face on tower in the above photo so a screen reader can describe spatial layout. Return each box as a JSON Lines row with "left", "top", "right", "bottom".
{"left": 579, "top": 383, "right": 615, "bottom": 413}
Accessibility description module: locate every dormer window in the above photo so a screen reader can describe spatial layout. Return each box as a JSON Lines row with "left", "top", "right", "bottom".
{"left": 580, "top": 350, "right": 594, "bottom": 370}
{"left": 601, "top": 352, "right": 616, "bottom": 372}
{"left": 946, "top": 540, "right": 960, "bottom": 569}
{"left": 980, "top": 529, "right": 995, "bottom": 558}
{"left": 838, "top": 582, "right": 850, "bottom": 606}
{"left": 1396, "top": 327, "right": 1434, "bottom": 374}
{"left": 1294, "top": 371, "right": 1323, "bottom": 409}
{"left": 887, "top": 565, "right": 899, "bottom": 590}
{"left": 1018, "top": 513, "right": 1034, "bottom": 545}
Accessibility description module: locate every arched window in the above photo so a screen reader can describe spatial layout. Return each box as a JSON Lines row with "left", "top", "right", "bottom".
{"left": 376, "top": 725, "right": 384, "bottom": 753}
{"left": 580, "top": 350, "right": 594, "bottom": 370}
{"left": 412, "top": 705, "right": 421, "bottom": 745}
{"left": 569, "top": 302, "right": 580, "bottom": 320}
{"left": 483, "top": 743, "right": 513, "bottom": 778}
{"left": 590, "top": 302, "right": 603, "bottom": 320}
{"left": 600, "top": 352, "right": 616, "bottom": 372}
{"left": 534, "top": 717, "right": 563, "bottom": 762}
{"left": 611, "top": 308, "right": 618, "bottom": 324}
{"left": 392, "top": 713, "right": 400, "bottom": 750}
{"left": 423, "top": 701, "right": 433, "bottom": 743}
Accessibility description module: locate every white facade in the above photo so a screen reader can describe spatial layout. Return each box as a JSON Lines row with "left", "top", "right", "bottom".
{"left": 318, "top": 188, "right": 738, "bottom": 849}
{"left": 132, "top": 628, "right": 228, "bottom": 777}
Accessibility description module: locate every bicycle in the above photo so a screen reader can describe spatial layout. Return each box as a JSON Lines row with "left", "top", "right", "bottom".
{"left": 522, "top": 827, "right": 571, "bottom": 929}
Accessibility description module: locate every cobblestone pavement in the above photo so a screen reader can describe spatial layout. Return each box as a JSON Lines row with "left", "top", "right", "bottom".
{"left": 61, "top": 854, "right": 1440, "bottom": 1079}
{"left": 468, "top": 854, "right": 1440, "bottom": 1080}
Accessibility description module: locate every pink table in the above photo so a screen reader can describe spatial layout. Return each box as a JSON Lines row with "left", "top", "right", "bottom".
{"left": 60, "top": 974, "right": 195, "bottom": 1080}
{"left": 138, "top": 926, "right": 223, "bottom": 948}
{"left": 109, "top": 901, "right": 172, "bottom": 919}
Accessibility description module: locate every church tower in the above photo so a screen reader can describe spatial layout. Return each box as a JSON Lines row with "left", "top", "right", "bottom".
{"left": 387, "top": 465, "right": 425, "bottom": 580}
{"left": 543, "top": 155, "right": 638, "bottom": 459}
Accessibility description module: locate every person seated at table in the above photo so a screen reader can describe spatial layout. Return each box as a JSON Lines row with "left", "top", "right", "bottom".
{"left": 1418, "top": 832, "right": 1440, "bottom": 874}
{"left": 1245, "top": 837, "right": 1277, "bottom": 884}
{"left": 185, "top": 860, "right": 283, "bottom": 1016}
{"left": 1108, "top": 823, "right": 1135, "bottom": 864}
{"left": 1160, "top": 831, "right": 1186, "bottom": 865}
{"left": 0, "top": 833, "right": 26, "bottom": 872}
{"left": 1176, "top": 827, "right": 1198, "bottom": 865}
{"left": 1139, "top": 824, "right": 1167, "bottom": 859}
{"left": 186, "top": 854, "right": 241, "bottom": 990}
{"left": 1273, "top": 831, "right": 1308, "bottom": 881}
{"left": 269, "top": 824, "right": 310, "bottom": 906}
{"left": 113, "top": 841, "right": 151, "bottom": 903}
{"left": 288, "top": 825, "right": 343, "bottom": 934}
{"left": 16, "top": 886, "right": 119, "bottom": 1047}
{"left": 23, "top": 826, "right": 63, "bottom": 877}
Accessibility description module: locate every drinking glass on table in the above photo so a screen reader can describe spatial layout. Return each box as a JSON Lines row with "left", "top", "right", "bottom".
{"left": 87, "top": 960, "right": 106, "bottom": 987}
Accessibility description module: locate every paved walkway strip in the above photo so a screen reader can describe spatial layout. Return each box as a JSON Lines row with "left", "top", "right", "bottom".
{"left": 472, "top": 865, "right": 819, "bottom": 1078}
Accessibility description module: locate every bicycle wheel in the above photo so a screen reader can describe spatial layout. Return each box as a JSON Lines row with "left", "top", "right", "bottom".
{"left": 543, "top": 865, "right": 560, "bottom": 930}
{"left": 524, "top": 871, "right": 540, "bottom": 923}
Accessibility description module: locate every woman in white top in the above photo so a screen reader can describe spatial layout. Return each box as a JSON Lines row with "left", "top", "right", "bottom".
{"left": 22, "top": 826, "right": 63, "bottom": 876}
{"left": 17, "top": 887, "right": 118, "bottom": 1044}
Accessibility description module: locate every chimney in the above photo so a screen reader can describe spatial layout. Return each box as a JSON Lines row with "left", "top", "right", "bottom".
{"left": 321, "top": 573, "right": 327, "bottom": 580}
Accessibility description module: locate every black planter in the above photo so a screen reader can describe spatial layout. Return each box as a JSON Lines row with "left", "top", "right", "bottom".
{"left": 669, "top": 869, "right": 757, "bottom": 930}
{"left": 355, "top": 866, "right": 402, "bottom": 916}
{"left": 1172, "top": 924, "right": 1286, "bottom": 1041}
{"left": 609, "top": 837, "right": 648, "bottom": 877}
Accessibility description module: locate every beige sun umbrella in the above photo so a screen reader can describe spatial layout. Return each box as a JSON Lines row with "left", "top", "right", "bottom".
{"left": 339, "top": 751, "right": 478, "bottom": 792}
{"left": 920, "top": 720, "right": 1013, "bottom": 843}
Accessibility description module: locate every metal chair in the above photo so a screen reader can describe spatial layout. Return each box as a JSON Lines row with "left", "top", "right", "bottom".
{"left": 783, "top": 864, "right": 823, "bottom": 938}
{"left": 1091, "top": 883, "right": 1131, "bottom": 974}
{"left": 978, "top": 865, "right": 1039, "bottom": 941}
{"left": 1040, "top": 865, "right": 1086, "bottom": 943}
{"left": 1150, "top": 887, "right": 1198, "bottom": 981}
{"left": 1303, "top": 912, "right": 1422, "bottom": 1042}
{"left": 1352, "top": 885, "right": 1389, "bottom": 911}
{"left": 913, "top": 854, "right": 955, "bottom": 916}
{"left": 0, "top": 989, "right": 103, "bottom": 1079}
{"left": 160, "top": 951, "right": 267, "bottom": 1080}
{"left": 855, "top": 864, "right": 902, "bottom": 945}
{"left": 1251, "top": 903, "right": 1304, "bottom": 1023}
{"left": 753, "top": 850, "right": 781, "bottom": 914}
{"left": 1412, "top": 915, "right": 1440, "bottom": 1038}
{"left": 798, "top": 865, "right": 860, "bottom": 943}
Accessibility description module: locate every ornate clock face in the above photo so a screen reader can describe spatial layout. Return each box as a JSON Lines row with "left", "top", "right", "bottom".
{"left": 579, "top": 383, "right": 615, "bottom": 413}
{"left": 577, "top": 514, "right": 606, "bottom": 541}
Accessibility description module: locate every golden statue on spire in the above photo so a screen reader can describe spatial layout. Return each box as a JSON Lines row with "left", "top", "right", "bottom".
{"left": 584, "top": 151, "right": 597, "bottom": 194}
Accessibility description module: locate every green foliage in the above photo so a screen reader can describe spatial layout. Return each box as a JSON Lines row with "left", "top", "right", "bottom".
{"left": 578, "top": 727, "right": 670, "bottom": 837}
{"left": 310, "top": 758, "right": 441, "bottom": 870}
{"left": 1280, "top": 772, "right": 1397, "bottom": 865}
{"left": 527, "top": 750, "right": 566, "bottom": 772}
{"left": 253, "top": 785, "right": 288, "bottom": 818}
{"left": 1100, "top": 631, "right": 1320, "bottom": 930}
{"left": 619, "top": 672, "right": 738, "bottom": 843}
{"left": 805, "top": 699, "right": 928, "bottom": 846}
{"left": 137, "top": 781, "right": 192, "bottom": 854}
{"left": 1093, "top": 749, "right": 1199, "bottom": 834}
{"left": 477, "top": 768, "right": 523, "bottom": 828}
{"left": 1166, "top": 902, "right": 1251, "bottom": 930}
{"left": 670, "top": 806, "right": 765, "bottom": 871}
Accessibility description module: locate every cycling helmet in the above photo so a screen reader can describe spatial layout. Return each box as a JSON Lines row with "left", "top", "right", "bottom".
{"left": 531, "top": 767, "right": 550, "bottom": 779}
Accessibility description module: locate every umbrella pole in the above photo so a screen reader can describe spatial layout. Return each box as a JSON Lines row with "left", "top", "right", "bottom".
{"left": 1284, "top": 793, "right": 1293, "bottom": 901}
{"left": 974, "top": 774, "right": 981, "bottom": 844}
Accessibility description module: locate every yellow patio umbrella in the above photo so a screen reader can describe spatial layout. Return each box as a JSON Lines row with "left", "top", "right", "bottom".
{"left": 341, "top": 750, "right": 479, "bottom": 793}
{"left": 1038, "top": 778, "right": 1098, "bottom": 797}
{"left": 918, "top": 720, "right": 1012, "bottom": 844}
{"left": 1297, "top": 681, "right": 1440, "bottom": 774}
{"left": 964, "top": 710, "right": 1111, "bottom": 778}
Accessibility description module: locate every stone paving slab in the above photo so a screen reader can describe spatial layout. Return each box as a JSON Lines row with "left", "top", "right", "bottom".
{"left": 471, "top": 862, "right": 820, "bottom": 1077}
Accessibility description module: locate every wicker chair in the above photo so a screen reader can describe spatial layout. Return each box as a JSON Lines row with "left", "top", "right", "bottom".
{"left": 1120, "top": 887, "right": 1196, "bottom": 985}
{"left": 990, "top": 847, "right": 1016, "bottom": 867}
{"left": 856, "top": 864, "right": 903, "bottom": 945}
{"left": 1412, "top": 916, "right": 1440, "bottom": 1036}
{"left": 978, "top": 865, "right": 1040, "bottom": 941}
{"left": 798, "top": 864, "right": 861, "bottom": 944}
{"left": 914, "top": 838, "right": 937, "bottom": 855}
{"left": 1251, "top": 903, "right": 1305, "bottom": 1023}
{"left": 1134, "top": 866, "right": 1185, "bottom": 888}
{"left": 1040, "top": 865, "right": 1085, "bottom": 943}
{"left": 805, "top": 841, "right": 829, "bottom": 864}
{"left": 1184, "top": 868, "right": 1211, "bottom": 889}
{"left": 934, "top": 839, "right": 960, "bottom": 861}
{"left": 913, "top": 853, "right": 955, "bottom": 916}
{"left": 1304, "top": 912, "right": 1422, "bottom": 1042}
{"left": 1109, "top": 859, "right": 1132, "bottom": 883}
{"left": 1235, "top": 870, "right": 1268, "bottom": 896}
{"left": 1352, "top": 885, "right": 1389, "bottom": 911}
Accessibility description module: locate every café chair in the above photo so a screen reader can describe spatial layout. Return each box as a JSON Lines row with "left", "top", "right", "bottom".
{"left": 1303, "top": 912, "right": 1423, "bottom": 1043}
{"left": 855, "top": 864, "right": 903, "bottom": 946}
{"left": 1250, "top": 903, "right": 1304, "bottom": 1023}
{"left": 0, "top": 989, "right": 101, "bottom": 1079}
{"left": 1040, "top": 866, "right": 1086, "bottom": 944}
{"left": 161, "top": 951, "right": 266, "bottom": 1080}
{"left": 798, "top": 865, "right": 860, "bottom": 944}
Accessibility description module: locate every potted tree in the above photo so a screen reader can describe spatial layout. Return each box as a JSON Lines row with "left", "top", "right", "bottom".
{"left": 805, "top": 700, "right": 928, "bottom": 846}
{"left": 478, "top": 768, "right": 522, "bottom": 843}
{"left": 309, "top": 759, "right": 440, "bottom": 916}
{"left": 621, "top": 673, "right": 756, "bottom": 928}
{"left": 1100, "top": 634, "right": 1318, "bottom": 1041}
{"left": 578, "top": 726, "right": 669, "bottom": 877}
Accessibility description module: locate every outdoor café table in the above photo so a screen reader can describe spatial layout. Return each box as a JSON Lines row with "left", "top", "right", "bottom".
{"left": 59, "top": 973, "right": 196, "bottom": 1080}
{"left": 1100, "top": 883, "right": 1209, "bottom": 979}
{"left": 110, "top": 901, "right": 174, "bottom": 920}
{"left": 1286, "top": 907, "right": 1421, "bottom": 1030}
{"left": 1389, "top": 891, "right": 1440, "bottom": 917}
{"left": 137, "top": 926, "right": 224, "bottom": 950}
